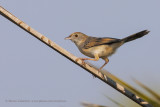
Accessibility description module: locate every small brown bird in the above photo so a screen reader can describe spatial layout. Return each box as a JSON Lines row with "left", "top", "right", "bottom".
{"left": 65, "top": 30, "right": 150, "bottom": 71}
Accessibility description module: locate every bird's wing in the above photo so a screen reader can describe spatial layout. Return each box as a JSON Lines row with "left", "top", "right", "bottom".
{"left": 83, "top": 37, "right": 120, "bottom": 49}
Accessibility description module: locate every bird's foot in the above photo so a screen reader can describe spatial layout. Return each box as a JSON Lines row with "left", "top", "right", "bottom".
{"left": 97, "top": 68, "right": 102, "bottom": 74}
{"left": 92, "top": 69, "right": 101, "bottom": 78}
{"left": 75, "top": 58, "right": 87, "bottom": 67}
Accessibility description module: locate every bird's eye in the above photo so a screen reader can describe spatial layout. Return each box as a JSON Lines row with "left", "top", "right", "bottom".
{"left": 75, "top": 34, "right": 78, "bottom": 37}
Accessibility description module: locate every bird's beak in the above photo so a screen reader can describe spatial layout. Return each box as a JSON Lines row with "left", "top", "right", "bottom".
{"left": 65, "top": 36, "right": 71, "bottom": 40}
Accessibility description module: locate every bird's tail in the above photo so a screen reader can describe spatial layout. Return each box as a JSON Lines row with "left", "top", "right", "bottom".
{"left": 121, "top": 30, "right": 150, "bottom": 43}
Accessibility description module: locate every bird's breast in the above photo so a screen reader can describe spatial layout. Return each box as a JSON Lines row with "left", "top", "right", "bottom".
{"left": 79, "top": 45, "right": 116, "bottom": 58}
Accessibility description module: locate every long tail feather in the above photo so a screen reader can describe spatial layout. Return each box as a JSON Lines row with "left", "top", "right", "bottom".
{"left": 121, "top": 30, "right": 150, "bottom": 43}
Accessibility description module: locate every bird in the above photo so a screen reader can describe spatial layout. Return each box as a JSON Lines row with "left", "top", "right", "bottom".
{"left": 65, "top": 30, "right": 150, "bottom": 72}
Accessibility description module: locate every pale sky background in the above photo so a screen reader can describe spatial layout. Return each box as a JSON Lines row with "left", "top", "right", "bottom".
{"left": 0, "top": 0, "right": 160, "bottom": 107}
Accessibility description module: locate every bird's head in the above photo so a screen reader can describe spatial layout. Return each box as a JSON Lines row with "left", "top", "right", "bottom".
{"left": 65, "top": 32, "right": 88, "bottom": 45}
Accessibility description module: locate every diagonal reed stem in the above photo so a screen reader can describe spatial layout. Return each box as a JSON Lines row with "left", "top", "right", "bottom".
{"left": 0, "top": 6, "right": 153, "bottom": 107}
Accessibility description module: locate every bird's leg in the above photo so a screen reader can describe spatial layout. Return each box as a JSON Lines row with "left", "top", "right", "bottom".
{"left": 75, "top": 54, "right": 99, "bottom": 67}
{"left": 98, "top": 57, "right": 109, "bottom": 72}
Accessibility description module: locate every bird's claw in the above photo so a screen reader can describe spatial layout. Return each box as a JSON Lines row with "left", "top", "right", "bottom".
{"left": 97, "top": 68, "right": 102, "bottom": 74}
{"left": 75, "top": 58, "right": 87, "bottom": 67}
